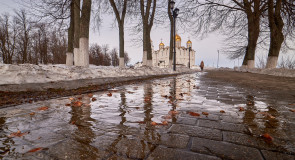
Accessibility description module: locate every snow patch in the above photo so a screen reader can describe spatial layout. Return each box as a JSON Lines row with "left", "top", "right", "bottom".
{"left": 0, "top": 64, "right": 196, "bottom": 85}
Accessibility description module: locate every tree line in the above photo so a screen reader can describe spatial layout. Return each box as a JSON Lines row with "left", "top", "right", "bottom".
{"left": 2, "top": 0, "right": 295, "bottom": 69}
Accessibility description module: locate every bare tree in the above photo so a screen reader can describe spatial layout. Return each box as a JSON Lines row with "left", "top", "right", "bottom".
{"left": 109, "top": 0, "right": 128, "bottom": 67}
{"left": 0, "top": 14, "right": 18, "bottom": 64}
{"left": 110, "top": 48, "right": 119, "bottom": 66}
{"left": 182, "top": 1, "right": 267, "bottom": 68}
{"left": 140, "top": 0, "right": 157, "bottom": 66}
{"left": 15, "top": 9, "right": 32, "bottom": 63}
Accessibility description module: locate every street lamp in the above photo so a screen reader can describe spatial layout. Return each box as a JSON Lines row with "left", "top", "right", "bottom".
{"left": 189, "top": 47, "right": 191, "bottom": 68}
{"left": 170, "top": 0, "right": 179, "bottom": 71}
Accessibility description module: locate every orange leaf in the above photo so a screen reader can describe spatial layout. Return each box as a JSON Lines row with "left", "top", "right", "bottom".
{"left": 168, "top": 96, "right": 172, "bottom": 99}
{"left": 8, "top": 130, "right": 28, "bottom": 138}
{"left": 161, "top": 95, "right": 168, "bottom": 98}
{"left": 239, "top": 107, "right": 245, "bottom": 111}
{"left": 65, "top": 103, "right": 71, "bottom": 106}
{"left": 38, "top": 106, "right": 49, "bottom": 111}
{"left": 202, "top": 112, "right": 209, "bottom": 116}
{"left": 127, "top": 91, "right": 135, "bottom": 94}
{"left": 162, "top": 121, "right": 168, "bottom": 125}
{"left": 168, "top": 110, "right": 179, "bottom": 116}
{"left": 168, "top": 100, "right": 173, "bottom": 104}
{"left": 186, "top": 80, "right": 191, "bottom": 82}
{"left": 247, "top": 101, "right": 254, "bottom": 105}
{"left": 188, "top": 112, "right": 200, "bottom": 117}
{"left": 151, "top": 121, "right": 158, "bottom": 126}
{"left": 30, "top": 112, "right": 35, "bottom": 116}
{"left": 87, "top": 93, "right": 93, "bottom": 98}
{"left": 261, "top": 133, "right": 273, "bottom": 142}
{"left": 28, "top": 147, "right": 43, "bottom": 153}
{"left": 107, "top": 93, "right": 112, "bottom": 97}
{"left": 92, "top": 98, "right": 97, "bottom": 101}
{"left": 220, "top": 110, "right": 225, "bottom": 113}
{"left": 77, "top": 97, "right": 83, "bottom": 100}
{"left": 290, "top": 109, "right": 295, "bottom": 112}
{"left": 288, "top": 103, "right": 295, "bottom": 105}
{"left": 69, "top": 98, "right": 74, "bottom": 101}
{"left": 71, "top": 121, "right": 76, "bottom": 125}
{"left": 72, "top": 101, "right": 83, "bottom": 107}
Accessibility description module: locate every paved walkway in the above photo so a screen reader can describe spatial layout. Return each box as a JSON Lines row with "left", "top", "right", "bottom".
{"left": 0, "top": 71, "right": 294, "bottom": 159}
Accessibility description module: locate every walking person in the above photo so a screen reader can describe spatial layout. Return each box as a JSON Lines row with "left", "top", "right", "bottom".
{"left": 200, "top": 61, "right": 204, "bottom": 71}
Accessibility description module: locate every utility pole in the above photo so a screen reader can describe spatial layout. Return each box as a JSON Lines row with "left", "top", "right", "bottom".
{"left": 217, "top": 50, "right": 220, "bottom": 68}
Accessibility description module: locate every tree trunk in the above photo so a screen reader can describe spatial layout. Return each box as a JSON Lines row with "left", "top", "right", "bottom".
{"left": 119, "top": 22, "right": 125, "bottom": 67}
{"left": 142, "top": 21, "right": 148, "bottom": 66}
{"left": 66, "top": 1, "right": 75, "bottom": 66}
{"left": 77, "top": 0, "right": 91, "bottom": 67}
{"left": 168, "top": 0, "right": 173, "bottom": 67}
{"left": 266, "top": 0, "right": 284, "bottom": 69}
{"left": 73, "top": 0, "right": 80, "bottom": 66}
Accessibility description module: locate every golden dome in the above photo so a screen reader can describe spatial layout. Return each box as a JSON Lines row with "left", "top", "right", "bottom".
{"left": 175, "top": 34, "right": 181, "bottom": 41}
{"left": 187, "top": 40, "right": 192, "bottom": 44}
{"left": 159, "top": 42, "right": 164, "bottom": 46}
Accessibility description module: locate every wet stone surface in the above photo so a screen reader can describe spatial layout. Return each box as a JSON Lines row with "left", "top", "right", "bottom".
{"left": 0, "top": 72, "right": 295, "bottom": 159}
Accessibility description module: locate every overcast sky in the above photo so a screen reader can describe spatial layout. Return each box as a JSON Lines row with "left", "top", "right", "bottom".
{"left": 0, "top": 0, "right": 257, "bottom": 68}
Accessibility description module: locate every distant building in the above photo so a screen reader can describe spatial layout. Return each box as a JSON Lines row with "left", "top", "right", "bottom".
{"left": 152, "top": 34, "right": 196, "bottom": 68}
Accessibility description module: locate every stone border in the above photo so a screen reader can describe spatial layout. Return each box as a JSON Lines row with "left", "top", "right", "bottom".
{"left": 0, "top": 71, "right": 197, "bottom": 92}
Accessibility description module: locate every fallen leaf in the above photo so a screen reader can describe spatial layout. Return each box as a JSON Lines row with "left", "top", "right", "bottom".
{"left": 288, "top": 103, "right": 295, "bottom": 105}
{"left": 202, "top": 112, "right": 209, "bottom": 116}
{"left": 261, "top": 133, "right": 273, "bottom": 142}
{"left": 258, "top": 112, "right": 275, "bottom": 119}
{"left": 188, "top": 112, "right": 200, "bottom": 117}
{"left": 77, "top": 97, "right": 83, "bottom": 100}
{"left": 168, "top": 96, "right": 172, "bottom": 99}
{"left": 135, "top": 107, "right": 140, "bottom": 110}
{"left": 92, "top": 98, "right": 97, "bottom": 101}
{"left": 38, "top": 106, "right": 49, "bottom": 111}
{"left": 29, "top": 112, "right": 35, "bottom": 116}
{"left": 71, "top": 121, "right": 76, "bottom": 125}
{"left": 72, "top": 101, "right": 83, "bottom": 107}
{"left": 28, "top": 147, "right": 43, "bottom": 153}
{"left": 107, "top": 93, "right": 112, "bottom": 97}
{"left": 161, "top": 95, "right": 168, "bottom": 98}
{"left": 220, "top": 110, "right": 225, "bottom": 113}
{"left": 247, "top": 101, "right": 254, "bottom": 105}
{"left": 162, "top": 121, "right": 168, "bottom": 125}
{"left": 290, "top": 109, "right": 295, "bottom": 112}
{"left": 151, "top": 121, "right": 157, "bottom": 126}
{"left": 186, "top": 80, "right": 191, "bottom": 82}
{"left": 239, "top": 107, "right": 245, "bottom": 111}
{"left": 144, "top": 97, "right": 151, "bottom": 102}
{"left": 69, "top": 98, "right": 74, "bottom": 101}
{"left": 179, "top": 93, "right": 184, "bottom": 97}
{"left": 168, "top": 100, "right": 173, "bottom": 104}
{"left": 65, "top": 103, "right": 71, "bottom": 106}
{"left": 127, "top": 91, "right": 135, "bottom": 94}
{"left": 168, "top": 110, "right": 179, "bottom": 116}
{"left": 8, "top": 130, "right": 28, "bottom": 138}
{"left": 87, "top": 93, "right": 93, "bottom": 98}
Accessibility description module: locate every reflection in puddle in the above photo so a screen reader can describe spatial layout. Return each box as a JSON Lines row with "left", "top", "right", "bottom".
{"left": 0, "top": 73, "right": 294, "bottom": 158}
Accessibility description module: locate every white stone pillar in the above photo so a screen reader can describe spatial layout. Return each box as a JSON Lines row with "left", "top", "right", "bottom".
{"left": 146, "top": 60, "right": 153, "bottom": 67}
{"left": 66, "top": 52, "right": 74, "bottom": 66}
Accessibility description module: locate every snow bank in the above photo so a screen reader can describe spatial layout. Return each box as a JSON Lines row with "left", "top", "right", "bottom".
{"left": 0, "top": 64, "right": 196, "bottom": 85}
{"left": 216, "top": 67, "right": 295, "bottom": 77}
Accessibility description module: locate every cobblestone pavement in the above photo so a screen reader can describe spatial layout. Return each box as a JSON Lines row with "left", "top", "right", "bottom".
{"left": 0, "top": 71, "right": 294, "bottom": 160}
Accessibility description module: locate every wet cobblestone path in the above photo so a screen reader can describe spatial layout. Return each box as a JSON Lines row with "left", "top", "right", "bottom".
{"left": 0, "top": 72, "right": 294, "bottom": 160}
